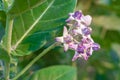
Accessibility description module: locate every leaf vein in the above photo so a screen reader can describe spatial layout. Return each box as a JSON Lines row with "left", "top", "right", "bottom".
{"left": 20, "top": 14, "right": 25, "bottom": 32}
{"left": 27, "top": 0, "right": 35, "bottom": 21}
{"left": 12, "top": 0, "right": 47, "bottom": 17}
{"left": 14, "top": 0, "right": 55, "bottom": 49}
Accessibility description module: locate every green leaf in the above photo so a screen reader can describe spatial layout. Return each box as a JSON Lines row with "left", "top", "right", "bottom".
{"left": 4, "top": 0, "right": 77, "bottom": 56}
{"left": 0, "top": 45, "right": 10, "bottom": 62}
{"left": 30, "top": 65, "right": 77, "bottom": 80}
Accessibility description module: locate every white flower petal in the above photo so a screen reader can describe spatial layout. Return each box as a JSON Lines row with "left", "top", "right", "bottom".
{"left": 73, "top": 27, "right": 82, "bottom": 35}
{"left": 56, "top": 37, "right": 63, "bottom": 43}
{"left": 64, "top": 44, "right": 69, "bottom": 52}
{"left": 89, "top": 47, "right": 93, "bottom": 55}
{"left": 66, "top": 16, "right": 74, "bottom": 22}
{"left": 63, "top": 26, "right": 68, "bottom": 37}
{"left": 83, "top": 15, "right": 92, "bottom": 26}
{"left": 72, "top": 52, "right": 79, "bottom": 61}
{"left": 81, "top": 53, "right": 88, "bottom": 60}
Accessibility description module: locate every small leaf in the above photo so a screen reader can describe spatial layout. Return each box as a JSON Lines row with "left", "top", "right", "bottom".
{"left": 0, "top": 45, "right": 10, "bottom": 62}
{"left": 30, "top": 65, "right": 77, "bottom": 80}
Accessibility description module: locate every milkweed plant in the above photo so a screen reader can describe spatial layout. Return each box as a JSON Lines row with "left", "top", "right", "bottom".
{"left": 0, "top": 0, "right": 100, "bottom": 80}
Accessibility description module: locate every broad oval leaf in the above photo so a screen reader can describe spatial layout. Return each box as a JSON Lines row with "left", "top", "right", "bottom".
{"left": 3, "top": 0, "right": 77, "bottom": 56}
{"left": 30, "top": 65, "right": 77, "bottom": 80}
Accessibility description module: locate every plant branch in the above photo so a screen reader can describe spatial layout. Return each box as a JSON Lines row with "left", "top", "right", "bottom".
{"left": 4, "top": 15, "right": 13, "bottom": 80}
{"left": 4, "top": 15, "right": 13, "bottom": 53}
{"left": 12, "top": 42, "right": 57, "bottom": 80}
{"left": 4, "top": 63, "right": 10, "bottom": 80}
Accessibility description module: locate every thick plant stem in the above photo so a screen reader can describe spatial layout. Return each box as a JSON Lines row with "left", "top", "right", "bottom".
{"left": 4, "top": 63, "right": 10, "bottom": 80}
{"left": 12, "top": 42, "right": 57, "bottom": 80}
{"left": 4, "top": 15, "right": 13, "bottom": 53}
{"left": 4, "top": 15, "right": 13, "bottom": 80}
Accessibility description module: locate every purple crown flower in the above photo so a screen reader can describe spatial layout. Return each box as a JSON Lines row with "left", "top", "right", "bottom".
{"left": 56, "top": 10, "right": 100, "bottom": 61}
{"left": 82, "top": 27, "right": 92, "bottom": 36}
{"left": 72, "top": 11, "right": 82, "bottom": 19}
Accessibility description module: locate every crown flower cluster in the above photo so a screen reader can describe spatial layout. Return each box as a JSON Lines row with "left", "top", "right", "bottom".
{"left": 56, "top": 11, "right": 100, "bottom": 61}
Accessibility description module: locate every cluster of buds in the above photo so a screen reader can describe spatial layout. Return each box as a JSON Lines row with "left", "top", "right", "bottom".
{"left": 56, "top": 11, "right": 100, "bottom": 61}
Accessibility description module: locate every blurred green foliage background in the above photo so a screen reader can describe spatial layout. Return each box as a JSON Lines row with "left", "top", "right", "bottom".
{"left": 1, "top": 0, "right": 120, "bottom": 80}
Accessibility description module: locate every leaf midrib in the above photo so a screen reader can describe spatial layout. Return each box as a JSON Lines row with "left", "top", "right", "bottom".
{"left": 13, "top": 0, "right": 55, "bottom": 50}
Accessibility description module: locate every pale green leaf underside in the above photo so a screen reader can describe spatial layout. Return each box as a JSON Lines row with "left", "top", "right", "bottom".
{"left": 30, "top": 65, "right": 77, "bottom": 80}
{"left": 6, "top": 0, "right": 77, "bottom": 56}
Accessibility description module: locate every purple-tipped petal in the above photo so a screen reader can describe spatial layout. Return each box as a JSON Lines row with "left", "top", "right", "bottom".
{"left": 77, "top": 45, "right": 85, "bottom": 53}
{"left": 71, "top": 29, "right": 78, "bottom": 35}
{"left": 55, "top": 37, "right": 63, "bottom": 43}
{"left": 72, "top": 52, "right": 81, "bottom": 61}
{"left": 92, "top": 43, "right": 100, "bottom": 51}
{"left": 64, "top": 35, "right": 73, "bottom": 44}
{"left": 81, "top": 36, "right": 94, "bottom": 44}
{"left": 69, "top": 43, "right": 77, "bottom": 50}
{"left": 72, "top": 11, "right": 82, "bottom": 19}
{"left": 82, "top": 27, "right": 92, "bottom": 36}
{"left": 66, "top": 17, "right": 74, "bottom": 22}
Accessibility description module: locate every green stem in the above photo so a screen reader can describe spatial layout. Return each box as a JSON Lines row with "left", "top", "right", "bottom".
{"left": 12, "top": 42, "right": 57, "bottom": 80}
{"left": 5, "top": 15, "right": 13, "bottom": 53}
{"left": 4, "top": 15, "right": 13, "bottom": 80}
{"left": 4, "top": 63, "right": 10, "bottom": 80}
